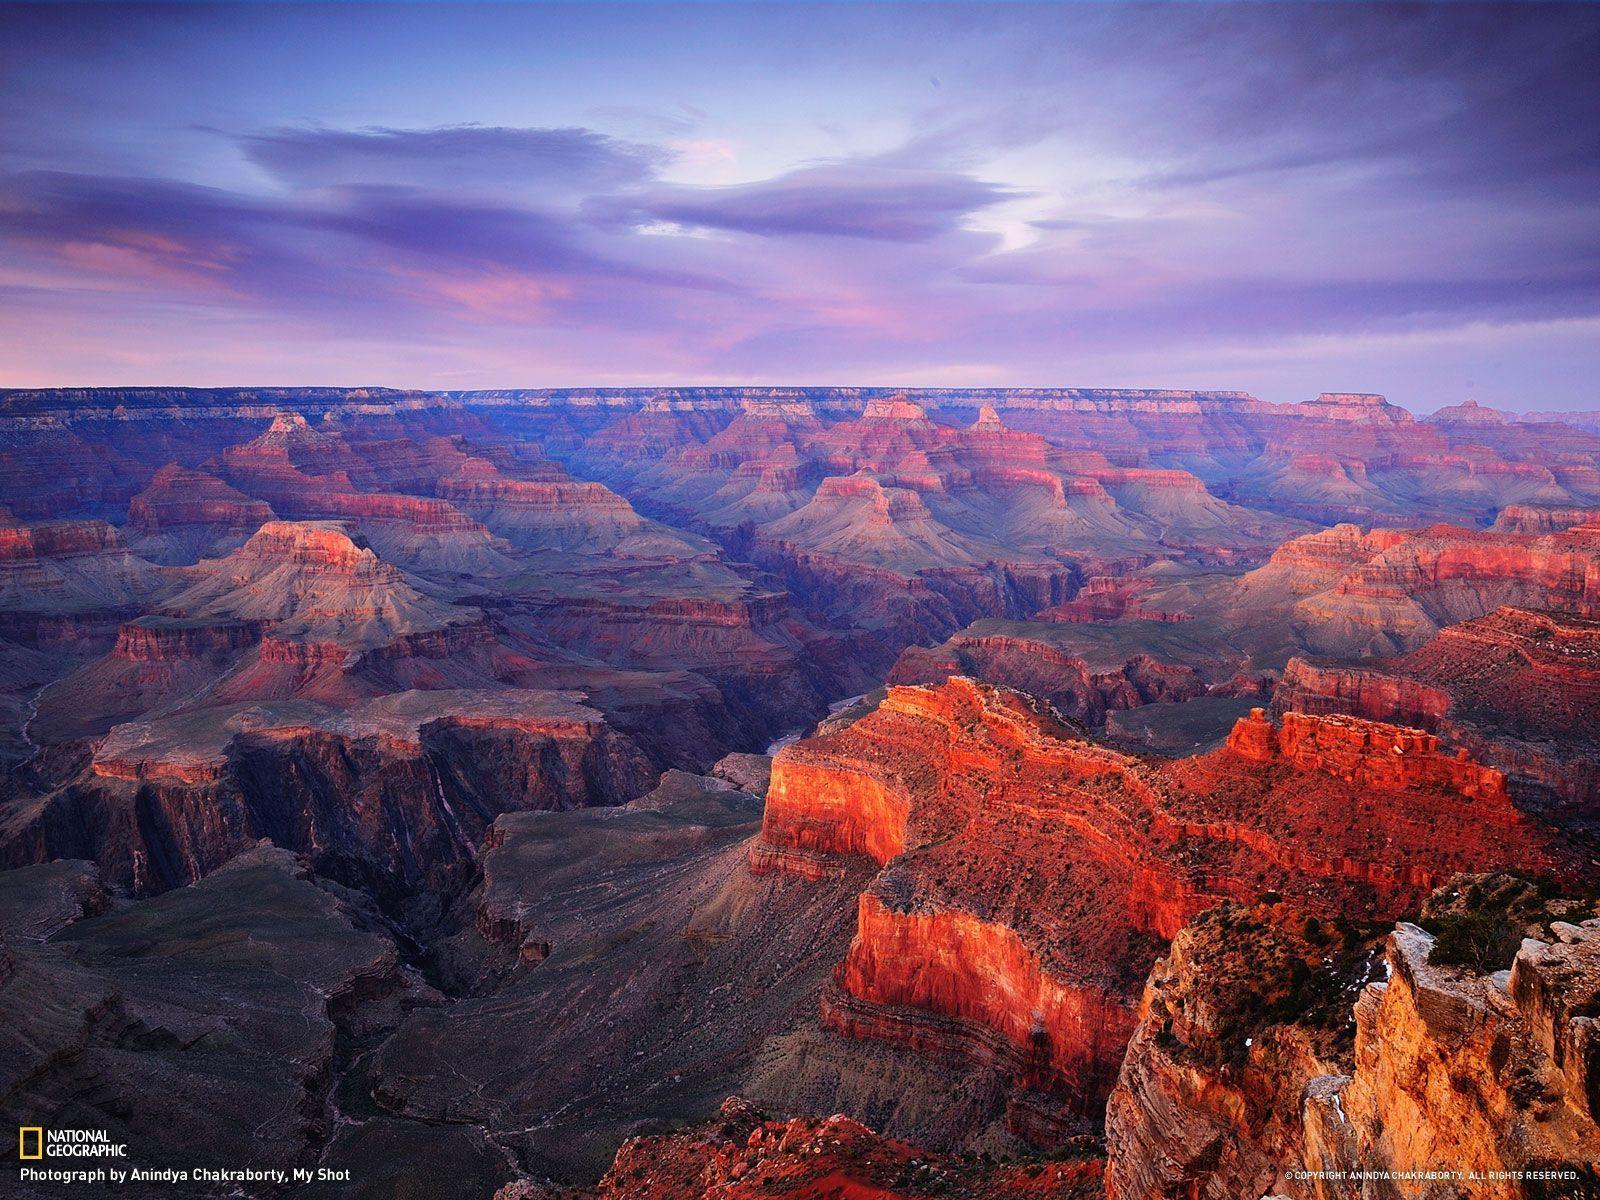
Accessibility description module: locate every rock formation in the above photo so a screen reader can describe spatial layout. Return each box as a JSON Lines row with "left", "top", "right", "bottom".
{"left": 10, "top": 689, "right": 655, "bottom": 896}
{"left": 752, "top": 679, "right": 1571, "bottom": 1140}
{"left": 495, "top": 1096, "right": 1103, "bottom": 1199}
{"left": 1105, "top": 877, "right": 1600, "bottom": 1199}
{"left": 889, "top": 623, "right": 1213, "bottom": 729}
{"left": 1275, "top": 606, "right": 1600, "bottom": 814}
{"left": 1, "top": 386, "right": 1598, "bottom": 1195}
{"left": 1229, "top": 519, "right": 1600, "bottom": 658}
{"left": 125, "top": 464, "right": 275, "bottom": 563}
{"left": 1104, "top": 903, "right": 1372, "bottom": 1200}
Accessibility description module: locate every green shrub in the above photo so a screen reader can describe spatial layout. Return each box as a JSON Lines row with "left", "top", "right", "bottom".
{"left": 1424, "top": 910, "right": 1522, "bottom": 973}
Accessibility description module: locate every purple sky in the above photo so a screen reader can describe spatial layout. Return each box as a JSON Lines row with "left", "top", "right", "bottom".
{"left": 2, "top": 2, "right": 1598, "bottom": 410}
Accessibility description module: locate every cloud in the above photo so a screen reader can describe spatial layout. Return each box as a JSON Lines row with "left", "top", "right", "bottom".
{"left": 587, "top": 163, "right": 1017, "bottom": 242}
{"left": 239, "top": 124, "right": 666, "bottom": 193}
{"left": 2, "top": 2, "right": 1599, "bottom": 405}
{"left": 0, "top": 169, "right": 742, "bottom": 336}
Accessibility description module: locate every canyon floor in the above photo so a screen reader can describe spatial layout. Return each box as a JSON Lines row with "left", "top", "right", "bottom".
{"left": 2, "top": 387, "right": 1599, "bottom": 1199}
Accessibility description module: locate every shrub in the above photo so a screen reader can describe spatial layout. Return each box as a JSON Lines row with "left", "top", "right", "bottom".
{"left": 1425, "top": 911, "right": 1522, "bottom": 973}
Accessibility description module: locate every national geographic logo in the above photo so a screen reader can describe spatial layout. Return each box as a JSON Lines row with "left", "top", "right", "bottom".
{"left": 15, "top": 1127, "right": 128, "bottom": 1160}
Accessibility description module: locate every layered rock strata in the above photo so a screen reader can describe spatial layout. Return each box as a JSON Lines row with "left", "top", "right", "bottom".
{"left": 752, "top": 679, "right": 1568, "bottom": 1138}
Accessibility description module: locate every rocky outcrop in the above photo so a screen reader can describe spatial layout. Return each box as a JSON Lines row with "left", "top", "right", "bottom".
{"left": 504, "top": 1095, "right": 1103, "bottom": 1199}
{"left": 1104, "top": 904, "right": 1369, "bottom": 1200}
{"left": 28, "top": 616, "right": 265, "bottom": 743}
{"left": 826, "top": 892, "right": 1140, "bottom": 1112}
{"left": 752, "top": 680, "right": 1568, "bottom": 1141}
{"left": 1294, "top": 523, "right": 1600, "bottom": 656}
{"left": 1306, "top": 919, "right": 1600, "bottom": 1198}
{"left": 110, "top": 614, "right": 262, "bottom": 661}
{"left": 1274, "top": 658, "right": 1454, "bottom": 731}
{"left": 8, "top": 690, "right": 654, "bottom": 897}
{"left": 1274, "top": 607, "right": 1600, "bottom": 813}
{"left": 1106, "top": 878, "right": 1600, "bottom": 1200}
{"left": 1041, "top": 575, "right": 1192, "bottom": 624}
{"left": 438, "top": 460, "right": 706, "bottom": 557}
{"left": 1225, "top": 707, "right": 1511, "bottom": 805}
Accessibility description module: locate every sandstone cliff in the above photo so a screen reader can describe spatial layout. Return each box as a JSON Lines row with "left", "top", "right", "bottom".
{"left": 751, "top": 679, "right": 1569, "bottom": 1142}
{"left": 1106, "top": 878, "right": 1600, "bottom": 1199}
{"left": 1274, "top": 606, "right": 1600, "bottom": 814}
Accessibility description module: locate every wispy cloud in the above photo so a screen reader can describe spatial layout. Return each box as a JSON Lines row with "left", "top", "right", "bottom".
{"left": 0, "top": 2, "right": 1597, "bottom": 407}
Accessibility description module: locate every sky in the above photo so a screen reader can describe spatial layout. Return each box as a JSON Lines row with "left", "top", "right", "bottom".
{"left": 1, "top": 1, "right": 1597, "bottom": 410}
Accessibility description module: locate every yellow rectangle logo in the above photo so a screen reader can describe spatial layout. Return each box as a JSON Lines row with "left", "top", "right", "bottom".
{"left": 19, "top": 1127, "right": 43, "bottom": 1159}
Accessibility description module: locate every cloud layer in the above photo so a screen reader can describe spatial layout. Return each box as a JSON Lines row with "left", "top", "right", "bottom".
{"left": 0, "top": 2, "right": 1597, "bottom": 407}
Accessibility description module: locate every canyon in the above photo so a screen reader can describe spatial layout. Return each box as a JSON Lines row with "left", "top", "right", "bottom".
{"left": 1, "top": 387, "right": 1599, "bottom": 1198}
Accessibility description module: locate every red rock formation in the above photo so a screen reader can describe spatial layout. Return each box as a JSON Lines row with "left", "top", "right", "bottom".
{"left": 126, "top": 464, "right": 274, "bottom": 563}
{"left": 1275, "top": 607, "right": 1600, "bottom": 812}
{"left": 505, "top": 1097, "right": 1102, "bottom": 1200}
{"left": 0, "top": 516, "right": 126, "bottom": 560}
{"left": 110, "top": 616, "right": 261, "bottom": 661}
{"left": 1304, "top": 919, "right": 1600, "bottom": 1198}
{"left": 437, "top": 460, "right": 698, "bottom": 555}
{"left": 827, "top": 893, "right": 1139, "bottom": 1110}
{"left": 889, "top": 630, "right": 1207, "bottom": 727}
{"left": 1224, "top": 707, "right": 1510, "bottom": 804}
{"left": 1273, "top": 658, "right": 1453, "bottom": 731}
{"left": 1104, "top": 904, "right": 1360, "bottom": 1200}
{"left": 28, "top": 616, "right": 266, "bottom": 743}
{"left": 753, "top": 679, "right": 1570, "bottom": 1138}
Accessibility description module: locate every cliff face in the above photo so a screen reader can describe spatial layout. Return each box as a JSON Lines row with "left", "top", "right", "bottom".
{"left": 1309, "top": 919, "right": 1600, "bottom": 1199}
{"left": 1106, "top": 881, "right": 1600, "bottom": 1200}
{"left": 1275, "top": 606, "right": 1600, "bottom": 813}
{"left": 1104, "top": 905, "right": 1362, "bottom": 1200}
{"left": 0, "top": 415, "right": 144, "bottom": 519}
{"left": 501, "top": 1096, "right": 1103, "bottom": 1200}
{"left": 752, "top": 679, "right": 1569, "bottom": 1141}
{"left": 828, "top": 892, "right": 1139, "bottom": 1109}
{"left": 11, "top": 690, "right": 654, "bottom": 897}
